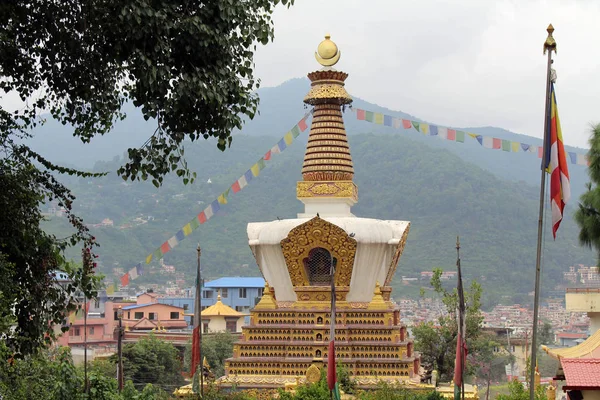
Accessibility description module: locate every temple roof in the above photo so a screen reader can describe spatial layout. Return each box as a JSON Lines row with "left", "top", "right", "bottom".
{"left": 561, "top": 358, "right": 600, "bottom": 389}
{"left": 542, "top": 329, "right": 600, "bottom": 359}
{"left": 201, "top": 294, "right": 244, "bottom": 317}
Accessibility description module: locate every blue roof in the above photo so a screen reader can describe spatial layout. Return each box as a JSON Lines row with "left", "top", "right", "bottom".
{"left": 204, "top": 277, "right": 265, "bottom": 288}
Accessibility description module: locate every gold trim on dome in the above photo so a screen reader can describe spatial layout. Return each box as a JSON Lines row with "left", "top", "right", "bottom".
{"left": 297, "top": 181, "right": 358, "bottom": 201}
{"left": 280, "top": 216, "right": 357, "bottom": 287}
{"left": 384, "top": 224, "right": 411, "bottom": 285}
{"left": 304, "top": 84, "right": 352, "bottom": 105}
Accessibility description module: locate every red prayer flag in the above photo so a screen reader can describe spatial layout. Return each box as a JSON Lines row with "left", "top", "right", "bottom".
{"left": 327, "top": 340, "right": 336, "bottom": 390}
{"left": 402, "top": 119, "right": 412, "bottom": 129}
{"left": 120, "top": 273, "right": 130, "bottom": 287}
{"left": 298, "top": 118, "right": 308, "bottom": 131}
{"left": 447, "top": 129, "right": 456, "bottom": 141}
{"left": 231, "top": 181, "right": 241, "bottom": 194}
{"left": 538, "top": 146, "right": 543, "bottom": 158}
{"left": 191, "top": 326, "right": 201, "bottom": 377}
{"left": 198, "top": 212, "right": 207, "bottom": 224}
{"left": 264, "top": 150, "right": 272, "bottom": 161}
{"left": 492, "top": 138, "right": 502, "bottom": 149}
{"left": 356, "top": 109, "right": 365, "bottom": 120}
{"left": 160, "top": 241, "right": 170, "bottom": 255}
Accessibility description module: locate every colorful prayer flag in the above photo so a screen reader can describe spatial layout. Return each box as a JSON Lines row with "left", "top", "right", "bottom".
{"left": 291, "top": 125, "right": 301, "bottom": 138}
{"left": 284, "top": 132, "right": 293, "bottom": 145}
{"left": 210, "top": 200, "right": 220, "bottom": 214}
{"left": 129, "top": 265, "right": 139, "bottom": 280}
{"left": 183, "top": 223, "right": 193, "bottom": 236}
{"left": 374, "top": 113, "right": 384, "bottom": 125}
{"left": 456, "top": 131, "right": 465, "bottom": 143}
{"left": 298, "top": 118, "right": 308, "bottom": 131}
{"left": 501, "top": 140, "right": 511, "bottom": 152}
{"left": 145, "top": 254, "right": 153, "bottom": 264}
{"left": 167, "top": 235, "right": 179, "bottom": 249}
{"left": 136, "top": 264, "right": 143, "bottom": 276}
{"left": 120, "top": 273, "right": 130, "bottom": 287}
{"left": 251, "top": 163, "right": 260, "bottom": 177}
{"left": 447, "top": 129, "right": 456, "bottom": 141}
{"left": 430, "top": 125, "right": 438, "bottom": 136}
{"left": 402, "top": 119, "right": 412, "bottom": 129}
{"left": 198, "top": 211, "right": 207, "bottom": 224}
{"left": 357, "top": 109, "right": 365, "bottom": 120}
{"left": 231, "top": 180, "right": 241, "bottom": 193}
{"left": 365, "top": 111, "right": 374, "bottom": 122}
{"left": 160, "top": 241, "right": 171, "bottom": 255}
{"left": 263, "top": 150, "right": 272, "bottom": 161}
{"left": 511, "top": 142, "right": 521, "bottom": 152}
{"left": 106, "top": 284, "right": 115, "bottom": 295}
{"left": 383, "top": 115, "right": 392, "bottom": 127}
{"left": 543, "top": 83, "right": 570, "bottom": 238}
{"left": 420, "top": 123, "right": 429, "bottom": 135}
{"left": 412, "top": 121, "right": 420, "bottom": 131}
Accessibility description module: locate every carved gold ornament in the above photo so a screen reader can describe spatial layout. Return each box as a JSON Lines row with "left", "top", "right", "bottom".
{"left": 280, "top": 216, "right": 357, "bottom": 287}
{"left": 306, "top": 364, "right": 321, "bottom": 383}
{"left": 296, "top": 181, "right": 358, "bottom": 201}
{"left": 315, "top": 34, "right": 341, "bottom": 67}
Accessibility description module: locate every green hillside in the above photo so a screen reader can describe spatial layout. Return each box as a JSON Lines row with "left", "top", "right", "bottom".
{"left": 44, "top": 131, "right": 594, "bottom": 308}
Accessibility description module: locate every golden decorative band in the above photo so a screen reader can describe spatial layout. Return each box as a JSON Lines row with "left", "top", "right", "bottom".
{"left": 304, "top": 153, "right": 353, "bottom": 161}
{"left": 311, "top": 122, "right": 346, "bottom": 129}
{"left": 301, "top": 165, "right": 354, "bottom": 172}
{"left": 303, "top": 159, "right": 353, "bottom": 166}
{"left": 296, "top": 181, "right": 358, "bottom": 201}
{"left": 307, "top": 141, "right": 350, "bottom": 149}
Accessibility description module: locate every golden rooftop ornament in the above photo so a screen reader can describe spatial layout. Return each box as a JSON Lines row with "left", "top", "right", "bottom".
{"left": 543, "top": 24, "right": 557, "bottom": 54}
{"left": 315, "top": 34, "right": 341, "bottom": 67}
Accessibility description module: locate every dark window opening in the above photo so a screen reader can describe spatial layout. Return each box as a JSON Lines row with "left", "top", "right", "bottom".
{"left": 170, "top": 312, "right": 179, "bottom": 319}
{"left": 134, "top": 312, "right": 144, "bottom": 319}
{"left": 303, "top": 247, "right": 337, "bottom": 286}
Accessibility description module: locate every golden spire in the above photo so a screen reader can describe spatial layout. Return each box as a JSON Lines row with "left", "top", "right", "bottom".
{"left": 254, "top": 282, "right": 277, "bottom": 310}
{"left": 368, "top": 281, "right": 387, "bottom": 310}
{"left": 297, "top": 34, "right": 358, "bottom": 206}
{"left": 315, "top": 34, "right": 341, "bottom": 67}
{"left": 543, "top": 24, "right": 557, "bottom": 54}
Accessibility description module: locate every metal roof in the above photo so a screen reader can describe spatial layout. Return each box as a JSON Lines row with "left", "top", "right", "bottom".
{"left": 204, "top": 277, "right": 265, "bottom": 288}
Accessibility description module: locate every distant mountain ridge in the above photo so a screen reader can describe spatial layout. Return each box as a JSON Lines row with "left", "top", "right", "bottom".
{"left": 26, "top": 77, "right": 591, "bottom": 198}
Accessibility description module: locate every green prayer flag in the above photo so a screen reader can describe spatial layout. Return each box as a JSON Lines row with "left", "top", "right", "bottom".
{"left": 456, "top": 131, "right": 465, "bottom": 143}
{"left": 257, "top": 158, "right": 266, "bottom": 170}
{"left": 189, "top": 217, "right": 200, "bottom": 230}
{"left": 365, "top": 111, "right": 374, "bottom": 122}
{"left": 412, "top": 121, "right": 420, "bottom": 131}
{"left": 291, "top": 125, "right": 301, "bottom": 138}
{"left": 502, "top": 139, "right": 511, "bottom": 151}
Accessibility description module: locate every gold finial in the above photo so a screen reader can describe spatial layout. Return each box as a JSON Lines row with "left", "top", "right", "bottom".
{"left": 543, "top": 24, "right": 557, "bottom": 54}
{"left": 315, "top": 34, "right": 341, "bottom": 67}
{"left": 217, "top": 289, "right": 222, "bottom": 302}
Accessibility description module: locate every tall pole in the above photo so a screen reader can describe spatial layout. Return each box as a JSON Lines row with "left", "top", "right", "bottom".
{"left": 456, "top": 237, "right": 465, "bottom": 400}
{"left": 84, "top": 297, "right": 88, "bottom": 396}
{"left": 117, "top": 306, "right": 124, "bottom": 392}
{"left": 197, "top": 244, "right": 203, "bottom": 397}
{"left": 529, "top": 24, "right": 557, "bottom": 400}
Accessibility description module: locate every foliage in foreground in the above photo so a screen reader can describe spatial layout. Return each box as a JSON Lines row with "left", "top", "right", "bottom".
{"left": 0, "top": 343, "right": 169, "bottom": 400}
{"left": 496, "top": 379, "right": 548, "bottom": 400}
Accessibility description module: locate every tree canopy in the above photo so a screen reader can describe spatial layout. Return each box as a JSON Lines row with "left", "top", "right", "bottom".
{"left": 412, "top": 268, "right": 484, "bottom": 381}
{"left": 575, "top": 123, "right": 600, "bottom": 263}
{"left": 0, "top": 0, "right": 291, "bottom": 356}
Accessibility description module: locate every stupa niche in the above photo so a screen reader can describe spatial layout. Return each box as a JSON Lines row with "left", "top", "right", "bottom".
{"left": 217, "top": 35, "right": 420, "bottom": 394}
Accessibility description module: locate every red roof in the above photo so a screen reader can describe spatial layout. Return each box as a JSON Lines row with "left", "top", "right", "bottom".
{"left": 557, "top": 332, "right": 587, "bottom": 339}
{"left": 561, "top": 358, "right": 600, "bottom": 388}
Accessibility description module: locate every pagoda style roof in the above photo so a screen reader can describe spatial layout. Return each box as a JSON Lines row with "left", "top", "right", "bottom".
{"left": 201, "top": 295, "right": 244, "bottom": 317}
{"left": 561, "top": 358, "right": 600, "bottom": 390}
{"left": 542, "top": 329, "right": 600, "bottom": 359}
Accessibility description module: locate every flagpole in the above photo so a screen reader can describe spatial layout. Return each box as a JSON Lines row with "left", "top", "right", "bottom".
{"left": 197, "top": 244, "right": 203, "bottom": 397}
{"left": 529, "top": 24, "right": 557, "bottom": 400}
{"left": 456, "top": 236, "right": 465, "bottom": 400}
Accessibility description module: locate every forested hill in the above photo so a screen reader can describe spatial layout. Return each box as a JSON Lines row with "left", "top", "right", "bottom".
{"left": 45, "top": 131, "right": 595, "bottom": 308}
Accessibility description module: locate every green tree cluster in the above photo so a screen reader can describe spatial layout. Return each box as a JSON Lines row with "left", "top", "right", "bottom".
{"left": 184, "top": 332, "right": 237, "bottom": 378}
{"left": 575, "top": 123, "right": 600, "bottom": 263}
{"left": 412, "top": 268, "right": 484, "bottom": 381}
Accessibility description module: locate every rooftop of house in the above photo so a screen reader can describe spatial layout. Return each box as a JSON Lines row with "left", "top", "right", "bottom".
{"left": 204, "top": 277, "right": 265, "bottom": 289}
{"left": 201, "top": 294, "right": 244, "bottom": 317}
{"left": 122, "top": 303, "right": 184, "bottom": 311}
{"left": 561, "top": 358, "right": 600, "bottom": 389}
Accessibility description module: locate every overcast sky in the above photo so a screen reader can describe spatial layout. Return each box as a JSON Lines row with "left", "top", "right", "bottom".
{"left": 254, "top": 0, "right": 600, "bottom": 148}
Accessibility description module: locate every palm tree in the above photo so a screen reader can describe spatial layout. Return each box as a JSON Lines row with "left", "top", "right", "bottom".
{"left": 575, "top": 123, "right": 600, "bottom": 263}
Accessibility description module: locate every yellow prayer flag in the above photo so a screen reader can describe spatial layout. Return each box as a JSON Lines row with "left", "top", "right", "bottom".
{"left": 511, "top": 141, "right": 520, "bottom": 152}
{"left": 374, "top": 113, "right": 384, "bottom": 124}
{"left": 106, "top": 284, "right": 115, "bottom": 295}
{"left": 251, "top": 163, "right": 260, "bottom": 177}
{"left": 183, "top": 223, "right": 192, "bottom": 236}
{"left": 420, "top": 123, "right": 429, "bottom": 135}
{"left": 217, "top": 193, "right": 228, "bottom": 205}
{"left": 467, "top": 132, "right": 478, "bottom": 139}
{"left": 145, "top": 253, "right": 153, "bottom": 264}
{"left": 284, "top": 132, "right": 293, "bottom": 145}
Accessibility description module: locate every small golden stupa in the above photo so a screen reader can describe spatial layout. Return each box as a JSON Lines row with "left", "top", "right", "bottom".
{"left": 216, "top": 35, "right": 420, "bottom": 395}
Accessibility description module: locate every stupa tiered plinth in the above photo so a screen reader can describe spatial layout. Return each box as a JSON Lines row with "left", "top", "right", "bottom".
{"left": 217, "top": 35, "right": 421, "bottom": 394}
